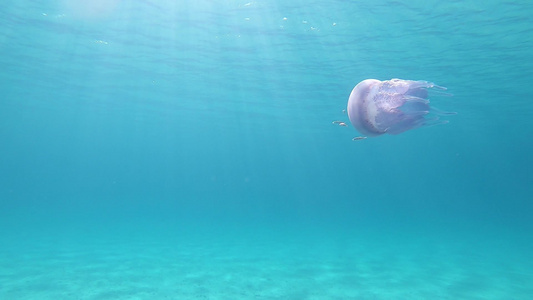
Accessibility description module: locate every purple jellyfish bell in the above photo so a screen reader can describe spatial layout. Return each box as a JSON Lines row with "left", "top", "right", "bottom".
{"left": 347, "top": 78, "right": 455, "bottom": 137}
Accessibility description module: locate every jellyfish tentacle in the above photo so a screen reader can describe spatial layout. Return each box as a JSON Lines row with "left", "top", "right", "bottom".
{"left": 431, "top": 106, "right": 457, "bottom": 116}
{"left": 405, "top": 80, "right": 435, "bottom": 89}
{"left": 429, "top": 83, "right": 448, "bottom": 91}
{"left": 421, "top": 117, "right": 449, "bottom": 127}
{"left": 401, "top": 110, "right": 430, "bottom": 117}
{"left": 429, "top": 89, "right": 454, "bottom": 97}
{"left": 403, "top": 95, "right": 430, "bottom": 105}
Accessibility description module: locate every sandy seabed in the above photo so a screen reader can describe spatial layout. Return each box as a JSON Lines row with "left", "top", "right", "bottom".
{"left": 0, "top": 225, "right": 531, "bottom": 300}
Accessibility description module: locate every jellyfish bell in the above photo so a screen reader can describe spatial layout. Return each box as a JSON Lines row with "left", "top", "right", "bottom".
{"left": 346, "top": 78, "right": 455, "bottom": 137}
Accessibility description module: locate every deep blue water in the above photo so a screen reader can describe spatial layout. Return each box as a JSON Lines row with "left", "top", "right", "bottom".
{"left": 1, "top": 0, "right": 532, "bottom": 299}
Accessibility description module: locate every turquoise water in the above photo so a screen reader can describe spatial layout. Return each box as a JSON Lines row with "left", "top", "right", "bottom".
{"left": 1, "top": 0, "right": 532, "bottom": 299}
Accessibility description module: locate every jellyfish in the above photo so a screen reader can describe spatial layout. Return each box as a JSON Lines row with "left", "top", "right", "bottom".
{"left": 346, "top": 78, "right": 455, "bottom": 137}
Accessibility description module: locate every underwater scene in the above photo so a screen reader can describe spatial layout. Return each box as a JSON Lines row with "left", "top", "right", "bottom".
{"left": 1, "top": 0, "right": 532, "bottom": 299}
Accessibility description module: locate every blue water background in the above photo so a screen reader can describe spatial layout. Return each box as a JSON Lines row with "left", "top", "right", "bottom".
{"left": 0, "top": 0, "right": 532, "bottom": 298}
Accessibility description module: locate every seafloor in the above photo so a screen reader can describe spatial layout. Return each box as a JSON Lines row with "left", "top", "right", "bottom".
{"left": 1, "top": 222, "right": 530, "bottom": 299}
